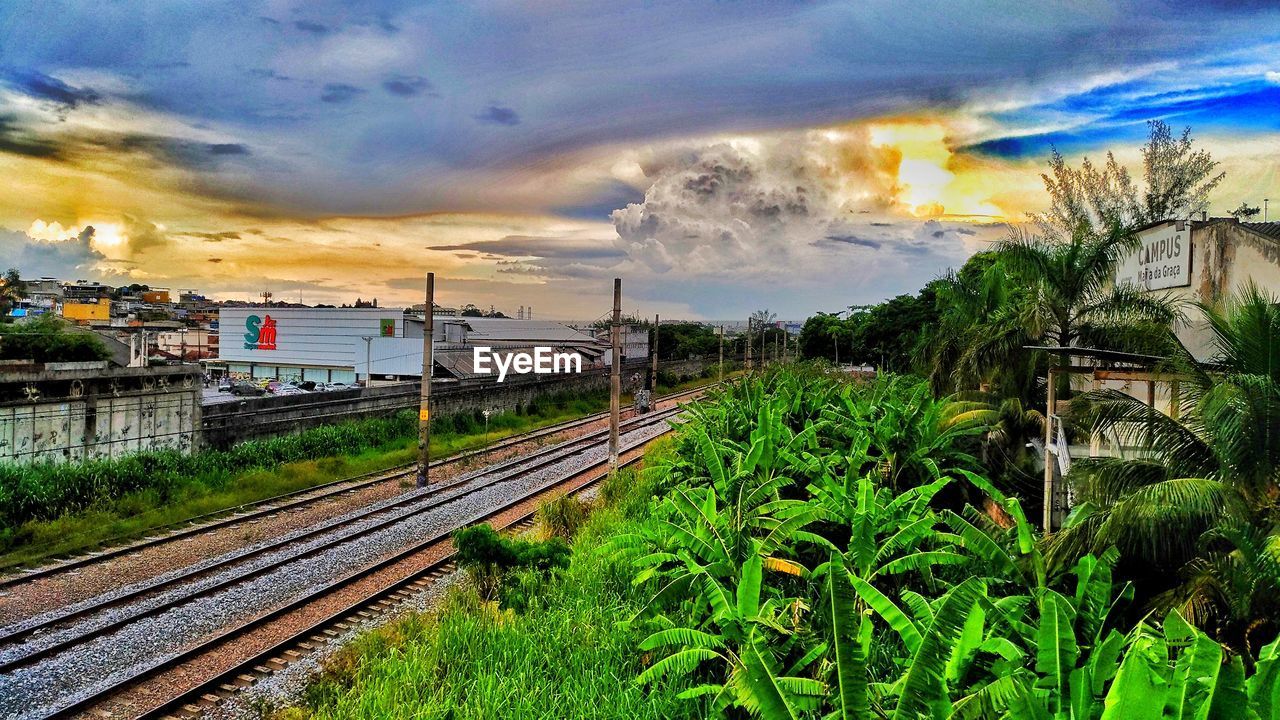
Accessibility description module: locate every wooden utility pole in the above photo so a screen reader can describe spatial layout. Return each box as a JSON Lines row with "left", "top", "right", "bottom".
{"left": 650, "top": 313, "right": 659, "bottom": 392}
{"left": 609, "top": 278, "right": 621, "bottom": 473}
{"left": 1042, "top": 366, "right": 1057, "bottom": 530}
{"left": 416, "top": 272, "right": 434, "bottom": 488}
{"left": 718, "top": 325, "right": 724, "bottom": 382}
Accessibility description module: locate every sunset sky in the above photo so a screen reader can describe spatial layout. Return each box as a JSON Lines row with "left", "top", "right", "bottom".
{"left": 1, "top": 1, "right": 1278, "bottom": 319}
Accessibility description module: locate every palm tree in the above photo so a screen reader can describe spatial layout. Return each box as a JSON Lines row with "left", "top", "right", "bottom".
{"left": 1048, "top": 283, "right": 1280, "bottom": 652}
{"left": 995, "top": 223, "right": 1182, "bottom": 396}
{"left": 991, "top": 121, "right": 1226, "bottom": 397}
{"left": 923, "top": 253, "right": 1038, "bottom": 398}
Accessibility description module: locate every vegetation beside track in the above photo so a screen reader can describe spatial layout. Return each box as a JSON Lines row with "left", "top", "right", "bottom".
{"left": 276, "top": 364, "right": 1280, "bottom": 719}
{"left": 0, "top": 370, "right": 728, "bottom": 571}
{"left": 271, "top": 460, "right": 695, "bottom": 720}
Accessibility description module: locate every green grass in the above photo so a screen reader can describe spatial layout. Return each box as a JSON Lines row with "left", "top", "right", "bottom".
{"left": 0, "top": 376, "right": 719, "bottom": 572}
{"left": 277, "top": 465, "right": 694, "bottom": 720}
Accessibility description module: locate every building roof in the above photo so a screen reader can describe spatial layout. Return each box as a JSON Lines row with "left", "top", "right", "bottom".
{"left": 1241, "top": 222, "right": 1280, "bottom": 242}
{"left": 1023, "top": 346, "right": 1168, "bottom": 367}
{"left": 436, "top": 317, "right": 604, "bottom": 345}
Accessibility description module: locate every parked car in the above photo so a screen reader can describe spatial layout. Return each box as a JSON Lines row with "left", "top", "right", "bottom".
{"left": 291, "top": 380, "right": 318, "bottom": 391}
{"left": 265, "top": 381, "right": 284, "bottom": 393}
{"left": 229, "top": 381, "right": 266, "bottom": 397}
{"left": 276, "top": 385, "right": 306, "bottom": 396}
{"left": 217, "top": 379, "right": 233, "bottom": 392}
{"left": 327, "top": 382, "right": 352, "bottom": 392}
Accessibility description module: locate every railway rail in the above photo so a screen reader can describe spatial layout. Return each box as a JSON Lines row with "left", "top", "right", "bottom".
{"left": 141, "top": 456, "right": 633, "bottom": 720}
{"left": 0, "top": 383, "right": 712, "bottom": 589}
{"left": 0, "top": 399, "right": 691, "bottom": 719}
{"left": 0, "top": 406, "right": 681, "bottom": 674}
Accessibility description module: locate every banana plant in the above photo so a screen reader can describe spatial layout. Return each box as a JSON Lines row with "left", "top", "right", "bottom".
{"left": 636, "top": 552, "right": 826, "bottom": 718}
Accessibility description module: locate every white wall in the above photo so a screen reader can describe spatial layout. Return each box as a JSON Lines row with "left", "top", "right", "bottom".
{"left": 218, "top": 307, "right": 404, "bottom": 369}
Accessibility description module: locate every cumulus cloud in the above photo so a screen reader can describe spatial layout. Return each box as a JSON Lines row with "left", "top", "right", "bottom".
{"left": 611, "top": 129, "right": 905, "bottom": 274}
{"left": 601, "top": 130, "right": 1010, "bottom": 314}
{"left": 1267, "top": 71, "right": 1280, "bottom": 85}
{"left": 0, "top": 225, "right": 110, "bottom": 278}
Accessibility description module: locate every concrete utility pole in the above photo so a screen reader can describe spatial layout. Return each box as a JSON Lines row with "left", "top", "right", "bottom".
{"left": 718, "top": 325, "right": 724, "bottom": 382}
{"left": 650, "top": 314, "right": 659, "bottom": 392}
{"left": 416, "top": 272, "right": 435, "bottom": 489}
{"left": 609, "top": 278, "right": 621, "bottom": 473}
{"left": 361, "top": 336, "right": 373, "bottom": 385}
{"left": 1042, "top": 366, "right": 1057, "bottom": 531}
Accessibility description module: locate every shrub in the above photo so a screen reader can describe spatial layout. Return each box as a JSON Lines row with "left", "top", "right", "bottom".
{"left": 452, "top": 523, "right": 570, "bottom": 602}
{"left": 536, "top": 494, "right": 590, "bottom": 540}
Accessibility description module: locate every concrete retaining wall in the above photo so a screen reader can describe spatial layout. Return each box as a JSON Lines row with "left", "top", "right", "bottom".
{"left": 0, "top": 363, "right": 202, "bottom": 463}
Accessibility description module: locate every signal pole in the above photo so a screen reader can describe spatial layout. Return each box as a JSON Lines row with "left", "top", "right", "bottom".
{"left": 416, "top": 272, "right": 434, "bottom": 488}
{"left": 718, "top": 325, "right": 724, "bottom": 382}
{"left": 650, "top": 313, "right": 659, "bottom": 392}
{"left": 609, "top": 278, "right": 622, "bottom": 473}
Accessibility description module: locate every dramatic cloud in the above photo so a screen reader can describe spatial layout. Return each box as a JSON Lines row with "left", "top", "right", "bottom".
{"left": 611, "top": 129, "right": 904, "bottom": 274}
{"left": 3, "top": 70, "right": 100, "bottom": 110}
{"left": 0, "top": 1, "right": 1276, "bottom": 318}
{"left": 0, "top": 225, "right": 110, "bottom": 278}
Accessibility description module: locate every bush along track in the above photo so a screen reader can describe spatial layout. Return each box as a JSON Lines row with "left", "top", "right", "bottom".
{"left": 277, "top": 365, "right": 1280, "bottom": 719}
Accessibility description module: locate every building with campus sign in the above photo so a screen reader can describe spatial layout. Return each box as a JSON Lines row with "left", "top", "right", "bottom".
{"left": 1118, "top": 217, "right": 1280, "bottom": 361}
{"left": 1089, "top": 216, "right": 1280, "bottom": 421}
{"left": 215, "top": 307, "right": 406, "bottom": 383}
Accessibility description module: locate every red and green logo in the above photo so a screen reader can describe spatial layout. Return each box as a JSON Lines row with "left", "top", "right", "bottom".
{"left": 243, "top": 314, "right": 278, "bottom": 350}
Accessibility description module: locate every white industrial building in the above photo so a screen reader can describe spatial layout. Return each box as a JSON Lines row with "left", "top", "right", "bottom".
{"left": 215, "top": 307, "right": 406, "bottom": 384}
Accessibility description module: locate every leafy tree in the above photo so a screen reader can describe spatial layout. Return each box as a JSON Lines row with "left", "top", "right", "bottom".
{"left": 656, "top": 323, "right": 719, "bottom": 360}
{"left": 0, "top": 268, "right": 24, "bottom": 320}
{"left": 0, "top": 315, "right": 111, "bottom": 362}
{"left": 1035, "top": 120, "right": 1224, "bottom": 241}
{"left": 459, "top": 303, "right": 484, "bottom": 317}
{"left": 1232, "top": 202, "right": 1262, "bottom": 220}
{"left": 798, "top": 312, "right": 852, "bottom": 362}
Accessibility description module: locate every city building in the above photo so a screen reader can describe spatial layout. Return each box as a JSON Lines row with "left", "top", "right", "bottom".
{"left": 154, "top": 328, "right": 219, "bottom": 361}
{"left": 61, "top": 281, "right": 111, "bottom": 302}
{"left": 59, "top": 298, "right": 111, "bottom": 324}
{"left": 213, "top": 306, "right": 406, "bottom": 383}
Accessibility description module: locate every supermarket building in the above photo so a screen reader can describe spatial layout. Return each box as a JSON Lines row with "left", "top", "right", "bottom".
{"left": 216, "top": 307, "right": 406, "bottom": 384}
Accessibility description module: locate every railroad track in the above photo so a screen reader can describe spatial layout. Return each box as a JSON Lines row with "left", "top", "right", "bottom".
{"left": 0, "top": 406, "right": 681, "bottom": 673}
{"left": 0, "top": 383, "right": 713, "bottom": 589}
{"left": 0, "top": 405, "right": 685, "bottom": 719}
{"left": 137, "top": 458, "right": 636, "bottom": 720}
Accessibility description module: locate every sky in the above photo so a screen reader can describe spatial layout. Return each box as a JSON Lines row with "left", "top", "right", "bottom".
{"left": 1, "top": 1, "right": 1278, "bottom": 320}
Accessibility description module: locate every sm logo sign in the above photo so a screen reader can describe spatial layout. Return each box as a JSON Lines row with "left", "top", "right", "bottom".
{"left": 243, "top": 314, "right": 278, "bottom": 350}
